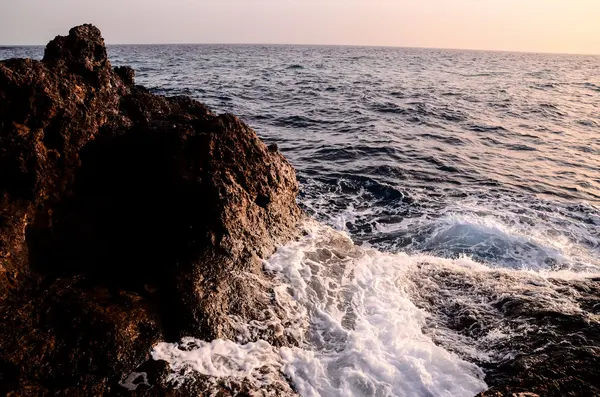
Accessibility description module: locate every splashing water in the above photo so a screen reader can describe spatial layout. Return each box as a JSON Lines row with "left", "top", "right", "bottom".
{"left": 153, "top": 222, "right": 487, "bottom": 396}
{"left": 152, "top": 219, "right": 600, "bottom": 396}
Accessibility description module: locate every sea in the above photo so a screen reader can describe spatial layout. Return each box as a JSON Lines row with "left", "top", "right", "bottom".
{"left": 3, "top": 44, "right": 600, "bottom": 396}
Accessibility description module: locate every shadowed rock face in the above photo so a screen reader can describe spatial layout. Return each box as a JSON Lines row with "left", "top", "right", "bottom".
{"left": 0, "top": 24, "right": 301, "bottom": 395}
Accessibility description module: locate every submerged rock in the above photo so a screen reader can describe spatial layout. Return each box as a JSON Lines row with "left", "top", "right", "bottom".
{"left": 406, "top": 262, "right": 600, "bottom": 397}
{"left": 0, "top": 25, "right": 301, "bottom": 395}
{"left": 475, "top": 277, "right": 600, "bottom": 396}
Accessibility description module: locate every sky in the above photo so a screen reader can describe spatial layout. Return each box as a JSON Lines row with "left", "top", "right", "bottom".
{"left": 1, "top": 0, "right": 599, "bottom": 54}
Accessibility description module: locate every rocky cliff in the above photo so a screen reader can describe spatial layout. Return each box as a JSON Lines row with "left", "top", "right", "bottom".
{"left": 0, "top": 25, "right": 301, "bottom": 396}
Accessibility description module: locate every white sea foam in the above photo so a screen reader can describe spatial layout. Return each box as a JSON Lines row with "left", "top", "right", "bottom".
{"left": 369, "top": 196, "right": 600, "bottom": 273}
{"left": 152, "top": 338, "right": 283, "bottom": 388}
{"left": 151, "top": 213, "right": 600, "bottom": 395}
{"left": 152, "top": 221, "right": 489, "bottom": 396}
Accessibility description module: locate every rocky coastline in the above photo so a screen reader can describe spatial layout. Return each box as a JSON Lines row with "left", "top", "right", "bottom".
{"left": 1, "top": 25, "right": 599, "bottom": 397}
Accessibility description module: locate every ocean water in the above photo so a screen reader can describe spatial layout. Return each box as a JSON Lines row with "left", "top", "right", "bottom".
{"left": 4, "top": 45, "right": 600, "bottom": 396}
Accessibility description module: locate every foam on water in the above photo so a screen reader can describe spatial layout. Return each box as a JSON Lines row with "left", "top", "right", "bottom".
{"left": 306, "top": 184, "right": 600, "bottom": 273}
{"left": 152, "top": 338, "right": 283, "bottom": 389}
{"left": 389, "top": 212, "right": 572, "bottom": 270}
{"left": 268, "top": 223, "right": 487, "bottom": 397}
{"left": 406, "top": 199, "right": 600, "bottom": 273}
{"left": 153, "top": 221, "right": 488, "bottom": 396}
{"left": 151, "top": 218, "right": 600, "bottom": 396}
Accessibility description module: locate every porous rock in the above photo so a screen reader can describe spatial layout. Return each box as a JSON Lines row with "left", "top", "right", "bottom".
{"left": 0, "top": 24, "right": 301, "bottom": 395}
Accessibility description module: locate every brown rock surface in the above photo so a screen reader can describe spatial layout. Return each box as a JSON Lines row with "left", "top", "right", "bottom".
{"left": 0, "top": 25, "right": 301, "bottom": 396}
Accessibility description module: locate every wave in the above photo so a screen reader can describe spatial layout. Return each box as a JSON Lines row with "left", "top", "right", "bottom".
{"left": 405, "top": 102, "right": 469, "bottom": 123}
{"left": 273, "top": 115, "right": 338, "bottom": 128}
{"left": 298, "top": 181, "right": 600, "bottom": 273}
{"left": 530, "top": 83, "right": 559, "bottom": 90}
{"left": 581, "top": 82, "right": 600, "bottom": 92}
{"left": 152, "top": 221, "right": 487, "bottom": 396}
{"left": 577, "top": 119, "right": 599, "bottom": 128}
{"left": 149, "top": 220, "right": 600, "bottom": 396}
{"left": 370, "top": 101, "right": 407, "bottom": 114}
{"left": 467, "top": 124, "right": 508, "bottom": 133}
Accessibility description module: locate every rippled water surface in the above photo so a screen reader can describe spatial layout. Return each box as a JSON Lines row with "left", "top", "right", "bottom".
{"left": 5, "top": 44, "right": 599, "bottom": 271}
{"left": 3, "top": 44, "right": 600, "bottom": 395}
{"left": 103, "top": 45, "right": 600, "bottom": 272}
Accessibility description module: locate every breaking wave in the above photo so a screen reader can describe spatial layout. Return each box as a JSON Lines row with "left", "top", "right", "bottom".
{"left": 153, "top": 221, "right": 487, "bottom": 396}
{"left": 150, "top": 217, "right": 599, "bottom": 396}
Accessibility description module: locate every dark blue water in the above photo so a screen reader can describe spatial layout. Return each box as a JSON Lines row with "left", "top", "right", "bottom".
{"left": 3, "top": 45, "right": 600, "bottom": 272}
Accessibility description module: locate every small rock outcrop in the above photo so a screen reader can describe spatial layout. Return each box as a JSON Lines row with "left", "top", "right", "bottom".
{"left": 0, "top": 25, "right": 301, "bottom": 395}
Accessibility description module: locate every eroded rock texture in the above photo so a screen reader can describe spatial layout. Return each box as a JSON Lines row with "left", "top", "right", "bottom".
{"left": 0, "top": 25, "right": 301, "bottom": 396}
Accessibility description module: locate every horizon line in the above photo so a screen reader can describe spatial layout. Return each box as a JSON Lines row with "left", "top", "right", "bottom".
{"left": 1, "top": 42, "right": 599, "bottom": 57}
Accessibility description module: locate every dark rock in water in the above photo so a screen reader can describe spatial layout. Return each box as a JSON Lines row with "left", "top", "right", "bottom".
{"left": 477, "top": 346, "right": 600, "bottom": 397}
{"left": 407, "top": 262, "right": 600, "bottom": 397}
{"left": 0, "top": 24, "right": 301, "bottom": 395}
{"left": 475, "top": 277, "right": 600, "bottom": 397}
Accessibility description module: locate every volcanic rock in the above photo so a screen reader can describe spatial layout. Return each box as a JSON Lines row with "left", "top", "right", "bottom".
{"left": 0, "top": 24, "right": 301, "bottom": 396}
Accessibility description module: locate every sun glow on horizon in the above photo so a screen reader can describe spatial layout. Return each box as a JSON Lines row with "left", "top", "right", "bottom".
{"left": 0, "top": 0, "right": 599, "bottom": 55}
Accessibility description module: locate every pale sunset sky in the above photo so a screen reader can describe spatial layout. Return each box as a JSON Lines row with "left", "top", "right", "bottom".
{"left": 1, "top": 0, "right": 599, "bottom": 55}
